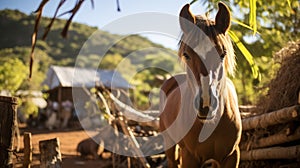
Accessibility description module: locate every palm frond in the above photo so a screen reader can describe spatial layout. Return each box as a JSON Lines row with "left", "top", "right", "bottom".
{"left": 228, "top": 30, "right": 260, "bottom": 80}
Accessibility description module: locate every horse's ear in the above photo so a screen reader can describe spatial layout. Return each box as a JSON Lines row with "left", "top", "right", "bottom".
{"left": 215, "top": 2, "right": 231, "bottom": 34}
{"left": 179, "top": 4, "right": 195, "bottom": 34}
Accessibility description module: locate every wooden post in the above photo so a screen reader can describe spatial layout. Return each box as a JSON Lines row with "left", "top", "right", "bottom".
{"left": 0, "top": 96, "right": 18, "bottom": 168}
{"left": 23, "top": 132, "right": 32, "bottom": 168}
{"left": 57, "top": 87, "right": 62, "bottom": 124}
{"left": 39, "top": 138, "right": 62, "bottom": 168}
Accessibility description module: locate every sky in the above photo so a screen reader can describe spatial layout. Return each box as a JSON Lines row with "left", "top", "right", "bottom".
{"left": 0, "top": 0, "right": 210, "bottom": 49}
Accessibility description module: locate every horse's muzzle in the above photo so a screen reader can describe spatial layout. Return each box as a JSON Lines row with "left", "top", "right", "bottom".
{"left": 194, "top": 92, "right": 216, "bottom": 120}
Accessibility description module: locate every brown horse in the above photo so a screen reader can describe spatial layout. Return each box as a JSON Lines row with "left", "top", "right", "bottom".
{"left": 159, "top": 2, "right": 242, "bottom": 168}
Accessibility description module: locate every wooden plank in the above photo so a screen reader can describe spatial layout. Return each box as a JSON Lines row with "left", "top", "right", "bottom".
{"left": 242, "top": 105, "right": 300, "bottom": 130}
{"left": 0, "top": 96, "right": 18, "bottom": 167}
{"left": 241, "top": 145, "right": 300, "bottom": 160}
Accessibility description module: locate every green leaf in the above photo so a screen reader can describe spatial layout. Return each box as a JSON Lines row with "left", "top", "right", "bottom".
{"left": 228, "top": 30, "right": 260, "bottom": 81}
{"left": 249, "top": 0, "right": 257, "bottom": 35}
{"left": 232, "top": 18, "right": 260, "bottom": 34}
{"left": 287, "top": 0, "right": 291, "bottom": 8}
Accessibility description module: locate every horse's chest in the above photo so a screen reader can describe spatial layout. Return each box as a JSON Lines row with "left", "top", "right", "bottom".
{"left": 179, "top": 119, "right": 236, "bottom": 161}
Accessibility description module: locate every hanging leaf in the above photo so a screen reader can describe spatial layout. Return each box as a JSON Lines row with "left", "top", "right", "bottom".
{"left": 190, "top": 0, "right": 198, "bottom": 5}
{"left": 60, "top": 0, "right": 85, "bottom": 38}
{"left": 232, "top": 18, "right": 260, "bottom": 34}
{"left": 29, "top": 0, "right": 49, "bottom": 79}
{"left": 43, "top": 0, "right": 66, "bottom": 40}
{"left": 249, "top": 0, "right": 257, "bottom": 35}
{"left": 287, "top": 0, "right": 291, "bottom": 8}
{"left": 228, "top": 30, "right": 261, "bottom": 81}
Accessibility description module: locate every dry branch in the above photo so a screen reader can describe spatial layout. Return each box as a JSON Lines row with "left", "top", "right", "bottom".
{"left": 242, "top": 105, "right": 300, "bottom": 130}
{"left": 117, "top": 116, "right": 150, "bottom": 168}
{"left": 241, "top": 145, "right": 300, "bottom": 160}
{"left": 109, "top": 93, "right": 159, "bottom": 130}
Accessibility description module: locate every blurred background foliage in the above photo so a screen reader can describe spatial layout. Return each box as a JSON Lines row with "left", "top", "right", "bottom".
{"left": 0, "top": 0, "right": 299, "bottom": 110}
{"left": 201, "top": 0, "right": 299, "bottom": 104}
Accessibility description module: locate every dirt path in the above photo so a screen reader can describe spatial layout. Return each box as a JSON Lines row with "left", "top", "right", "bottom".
{"left": 13, "top": 127, "right": 112, "bottom": 168}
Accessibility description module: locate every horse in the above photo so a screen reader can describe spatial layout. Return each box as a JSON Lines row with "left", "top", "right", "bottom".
{"left": 159, "top": 2, "right": 242, "bottom": 168}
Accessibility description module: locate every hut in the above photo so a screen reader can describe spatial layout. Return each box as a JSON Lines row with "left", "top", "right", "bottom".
{"left": 43, "top": 65, "right": 132, "bottom": 126}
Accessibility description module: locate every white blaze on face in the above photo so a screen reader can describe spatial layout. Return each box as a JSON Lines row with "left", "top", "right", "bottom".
{"left": 200, "top": 75, "right": 210, "bottom": 107}
{"left": 193, "top": 42, "right": 214, "bottom": 61}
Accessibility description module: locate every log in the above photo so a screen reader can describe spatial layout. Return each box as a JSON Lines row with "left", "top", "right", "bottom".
{"left": 39, "top": 138, "right": 62, "bottom": 168}
{"left": 242, "top": 105, "right": 300, "bottom": 130}
{"left": 241, "top": 145, "right": 300, "bottom": 160}
{"left": 23, "top": 132, "right": 32, "bottom": 168}
{"left": 0, "top": 96, "right": 18, "bottom": 168}
{"left": 240, "top": 126, "right": 300, "bottom": 150}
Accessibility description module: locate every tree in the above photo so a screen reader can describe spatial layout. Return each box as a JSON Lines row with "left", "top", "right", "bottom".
{"left": 0, "top": 58, "right": 27, "bottom": 94}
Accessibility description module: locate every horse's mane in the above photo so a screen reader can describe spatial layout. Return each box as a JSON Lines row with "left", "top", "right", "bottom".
{"left": 178, "top": 15, "right": 236, "bottom": 76}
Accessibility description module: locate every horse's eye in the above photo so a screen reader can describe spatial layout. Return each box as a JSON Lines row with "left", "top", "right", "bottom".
{"left": 183, "top": 53, "right": 191, "bottom": 60}
{"left": 220, "top": 50, "right": 227, "bottom": 60}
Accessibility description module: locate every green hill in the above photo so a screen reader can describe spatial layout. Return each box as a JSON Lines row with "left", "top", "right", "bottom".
{"left": 0, "top": 9, "right": 179, "bottom": 108}
{"left": 0, "top": 9, "right": 176, "bottom": 65}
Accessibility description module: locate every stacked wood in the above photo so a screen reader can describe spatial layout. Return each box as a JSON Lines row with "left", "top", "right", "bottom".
{"left": 240, "top": 105, "right": 300, "bottom": 162}
{"left": 242, "top": 105, "right": 300, "bottom": 131}
{"left": 94, "top": 88, "right": 157, "bottom": 167}
{"left": 241, "top": 145, "right": 300, "bottom": 160}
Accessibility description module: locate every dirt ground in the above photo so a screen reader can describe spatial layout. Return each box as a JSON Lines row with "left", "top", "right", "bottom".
{"left": 12, "top": 125, "right": 113, "bottom": 168}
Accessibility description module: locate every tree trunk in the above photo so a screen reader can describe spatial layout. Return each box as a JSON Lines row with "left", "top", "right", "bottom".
{"left": 241, "top": 145, "right": 300, "bottom": 160}
{"left": 242, "top": 105, "right": 300, "bottom": 130}
{"left": 0, "top": 96, "right": 18, "bottom": 168}
{"left": 39, "top": 138, "right": 62, "bottom": 168}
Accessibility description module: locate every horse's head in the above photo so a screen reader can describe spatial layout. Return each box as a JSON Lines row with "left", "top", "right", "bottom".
{"left": 178, "top": 2, "right": 235, "bottom": 119}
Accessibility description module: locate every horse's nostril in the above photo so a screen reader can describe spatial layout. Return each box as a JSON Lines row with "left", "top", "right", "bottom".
{"left": 194, "top": 95, "right": 210, "bottom": 118}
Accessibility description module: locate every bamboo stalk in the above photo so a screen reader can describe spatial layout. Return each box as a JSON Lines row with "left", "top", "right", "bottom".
{"left": 242, "top": 105, "right": 300, "bottom": 130}
{"left": 241, "top": 145, "right": 300, "bottom": 160}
